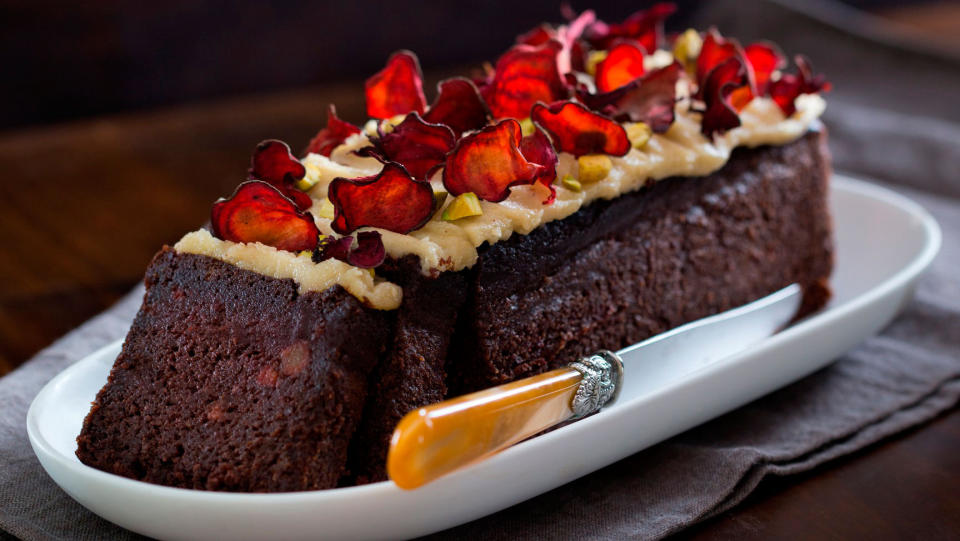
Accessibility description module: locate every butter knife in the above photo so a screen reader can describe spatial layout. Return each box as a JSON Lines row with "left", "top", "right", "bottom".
{"left": 387, "top": 284, "right": 802, "bottom": 489}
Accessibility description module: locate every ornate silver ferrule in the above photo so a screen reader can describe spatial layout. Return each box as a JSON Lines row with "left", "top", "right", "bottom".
{"left": 568, "top": 350, "right": 624, "bottom": 419}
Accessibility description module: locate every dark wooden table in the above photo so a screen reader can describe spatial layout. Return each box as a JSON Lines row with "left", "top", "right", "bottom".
{"left": 2, "top": 76, "right": 958, "bottom": 540}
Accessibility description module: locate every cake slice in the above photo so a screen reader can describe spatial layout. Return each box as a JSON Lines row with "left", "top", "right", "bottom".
{"left": 77, "top": 6, "right": 834, "bottom": 490}
{"left": 76, "top": 249, "right": 391, "bottom": 491}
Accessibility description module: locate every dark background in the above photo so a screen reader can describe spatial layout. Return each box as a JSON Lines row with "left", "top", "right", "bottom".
{"left": 0, "top": 0, "right": 941, "bottom": 131}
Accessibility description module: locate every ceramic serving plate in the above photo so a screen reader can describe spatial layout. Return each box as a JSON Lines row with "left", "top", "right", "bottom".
{"left": 28, "top": 174, "right": 941, "bottom": 541}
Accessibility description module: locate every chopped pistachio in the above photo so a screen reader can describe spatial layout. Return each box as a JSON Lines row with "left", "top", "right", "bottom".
{"left": 673, "top": 29, "right": 702, "bottom": 76}
{"left": 518, "top": 117, "right": 536, "bottom": 137}
{"left": 295, "top": 176, "right": 318, "bottom": 191}
{"left": 442, "top": 192, "right": 483, "bottom": 221}
{"left": 577, "top": 154, "right": 613, "bottom": 183}
{"left": 379, "top": 114, "right": 408, "bottom": 134}
{"left": 586, "top": 50, "right": 609, "bottom": 77}
{"left": 626, "top": 122, "right": 652, "bottom": 149}
{"left": 433, "top": 190, "right": 449, "bottom": 209}
{"left": 561, "top": 174, "right": 582, "bottom": 192}
{"left": 316, "top": 198, "right": 336, "bottom": 220}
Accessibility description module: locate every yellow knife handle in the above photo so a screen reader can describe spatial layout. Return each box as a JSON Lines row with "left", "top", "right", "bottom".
{"left": 387, "top": 351, "right": 623, "bottom": 490}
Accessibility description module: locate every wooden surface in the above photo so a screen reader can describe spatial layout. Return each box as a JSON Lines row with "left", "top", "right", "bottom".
{"left": 1, "top": 75, "right": 958, "bottom": 541}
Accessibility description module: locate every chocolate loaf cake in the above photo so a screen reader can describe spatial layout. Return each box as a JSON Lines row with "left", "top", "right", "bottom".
{"left": 77, "top": 6, "right": 835, "bottom": 491}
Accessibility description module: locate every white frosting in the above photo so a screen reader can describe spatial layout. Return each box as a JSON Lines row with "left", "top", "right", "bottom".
{"left": 176, "top": 71, "right": 826, "bottom": 309}
{"left": 174, "top": 229, "right": 402, "bottom": 310}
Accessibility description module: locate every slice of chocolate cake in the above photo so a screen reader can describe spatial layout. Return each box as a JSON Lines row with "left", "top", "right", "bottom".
{"left": 77, "top": 7, "right": 836, "bottom": 491}
{"left": 76, "top": 249, "right": 391, "bottom": 491}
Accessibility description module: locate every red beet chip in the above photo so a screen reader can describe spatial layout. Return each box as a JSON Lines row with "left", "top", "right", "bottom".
{"left": 595, "top": 41, "right": 647, "bottom": 93}
{"left": 360, "top": 113, "right": 456, "bottom": 180}
{"left": 365, "top": 50, "right": 428, "bottom": 119}
{"left": 250, "top": 139, "right": 306, "bottom": 185}
{"left": 314, "top": 231, "right": 386, "bottom": 268}
{"left": 315, "top": 234, "right": 354, "bottom": 263}
{"left": 585, "top": 2, "right": 676, "bottom": 52}
{"left": 519, "top": 127, "right": 559, "bottom": 204}
{"left": 517, "top": 24, "right": 554, "bottom": 46}
{"left": 556, "top": 10, "right": 595, "bottom": 75}
{"left": 574, "top": 61, "right": 681, "bottom": 133}
{"left": 304, "top": 104, "right": 361, "bottom": 157}
{"left": 442, "top": 119, "right": 542, "bottom": 202}
{"left": 481, "top": 41, "right": 568, "bottom": 120}
{"left": 696, "top": 28, "right": 743, "bottom": 90}
{"left": 531, "top": 101, "right": 630, "bottom": 157}
{"left": 348, "top": 230, "right": 387, "bottom": 268}
{"left": 700, "top": 57, "right": 749, "bottom": 137}
{"left": 770, "top": 55, "right": 831, "bottom": 116}
{"left": 248, "top": 139, "right": 313, "bottom": 210}
{"left": 328, "top": 162, "right": 435, "bottom": 234}
{"left": 743, "top": 42, "right": 785, "bottom": 96}
{"left": 211, "top": 181, "right": 320, "bottom": 253}
{"left": 423, "top": 77, "right": 491, "bottom": 135}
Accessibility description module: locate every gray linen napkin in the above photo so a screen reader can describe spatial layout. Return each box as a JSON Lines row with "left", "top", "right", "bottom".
{"left": 2, "top": 1, "right": 959, "bottom": 539}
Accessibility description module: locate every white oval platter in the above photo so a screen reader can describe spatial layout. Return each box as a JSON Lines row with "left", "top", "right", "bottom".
{"left": 27, "top": 174, "right": 941, "bottom": 540}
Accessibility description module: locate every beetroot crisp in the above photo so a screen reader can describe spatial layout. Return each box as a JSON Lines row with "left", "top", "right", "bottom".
{"left": 315, "top": 230, "right": 386, "bottom": 269}
{"left": 328, "top": 162, "right": 435, "bottom": 234}
{"left": 519, "top": 127, "right": 559, "bottom": 204}
{"left": 359, "top": 113, "right": 456, "bottom": 180}
{"left": 481, "top": 41, "right": 568, "bottom": 120}
{"left": 365, "top": 50, "right": 427, "bottom": 119}
{"left": 248, "top": 140, "right": 313, "bottom": 210}
{"left": 304, "top": 105, "right": 361, "bottom": 157}
{"left": 423, "top": 78, "right": 491, "bottom": 135}
{"left": 211, "top": 181, "right": 320, "bottom": 253}
{"left": 531, "top": 100, "right": 630, "bottom": 157}
{"left": 442, "top": 119, "right": 542, "bottom": 202}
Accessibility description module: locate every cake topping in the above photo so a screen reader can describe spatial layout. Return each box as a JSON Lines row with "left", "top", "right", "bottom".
{"left": 743, "top": 43, "right": 785, "bottom": 96}
{"left": 699, "top": 56, "right": 749, "bottom": 137}
{"left": 423, "top": 78, "right": 491, "bottom": 135}
{"left": 357, "top": 113, "right": 456, "bottom": 180}
{"left": 442, "top": 119, "right": 543, "bottom": 202}
{"left": 595, "top": 41, "right": 647, "bottom": 92}
{"left": 328, "top": 162, "right": 435, "bottom": 234}
{"left": 195, "top": 6, "right": 831, "bottom": 307}
{"left": 519, "top": 127, "right": 559, "bottom": 204}
{"left": 480, "top": 41, "right": 567, "bottom": 119}
{"left": 574, "top": 61, "right": 682, "bottom": 132}
{"left": 211, "top": 181, "right": 320, "bottom": 252}
{"left": 770, "top": 55, "right": 831, "bottom": 116}
{"left": 576, "top": 154, "right": 613, "bottom": 183}
{"left": 531, "top": 100, "right": 630, "bottom": 157}
{"left": 696, "top": 29, "right": 784, "bottom": 103}
{"left": 248, "top": 140, "right": 313, "bottom": 210}
{"left": 304, "top": 105, "right": 361, "bottom": 157}
{"left": 365, "top": 50, "right": 428, "bottom": 119}
{"left": 583, "top": 2, "right": 675, "bottom": 52}
{"left": 442, "top": 192, "right": 483, "bottom": 221}
{"left": 315, "top": 230, "right": 386, "bottom": 268}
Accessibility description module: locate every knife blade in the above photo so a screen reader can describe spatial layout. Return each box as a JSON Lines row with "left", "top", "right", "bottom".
{"left": 387, "top": 284, "right": 803, "bottom": 489}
